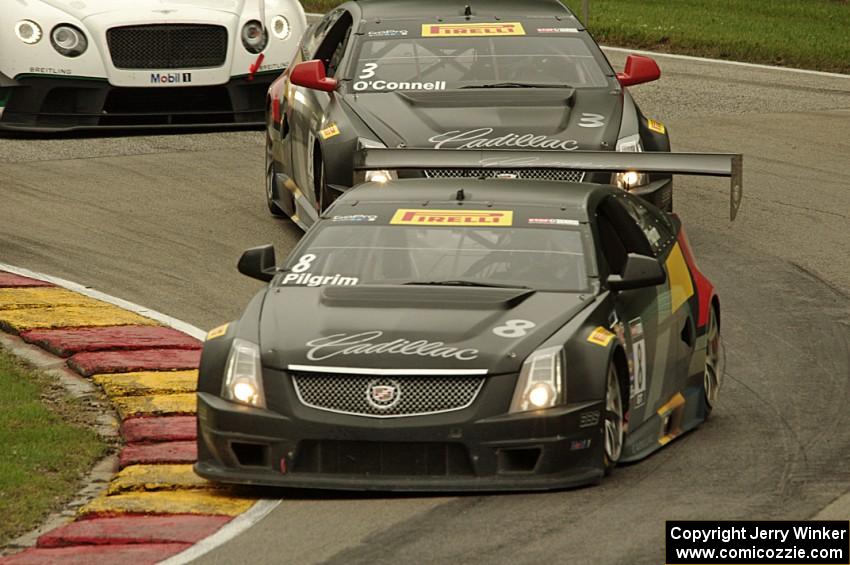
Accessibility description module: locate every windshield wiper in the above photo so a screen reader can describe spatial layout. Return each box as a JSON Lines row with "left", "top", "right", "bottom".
{"left": 403, "top": 280, "right": 532, "bottom": 289}
{"left": 459, "top": 82, "right": 573, "bottom": 89}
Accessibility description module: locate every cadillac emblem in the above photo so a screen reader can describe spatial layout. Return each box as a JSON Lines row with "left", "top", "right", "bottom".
{"left": 365, "top": 379, "right": 401, "bottom": 410}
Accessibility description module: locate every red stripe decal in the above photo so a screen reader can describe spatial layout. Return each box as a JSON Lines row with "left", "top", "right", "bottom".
{"left": 677, "top": 227, "right": 714, "bottom": 328}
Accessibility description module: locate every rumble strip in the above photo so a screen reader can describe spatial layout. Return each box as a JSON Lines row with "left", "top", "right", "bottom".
{"left": 0, "top": 270, "right": 265, "bottom": 565}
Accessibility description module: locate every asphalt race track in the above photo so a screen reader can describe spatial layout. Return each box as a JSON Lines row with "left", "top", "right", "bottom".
{"left": 1, "top": 53, "right": 849, "bottom": 564}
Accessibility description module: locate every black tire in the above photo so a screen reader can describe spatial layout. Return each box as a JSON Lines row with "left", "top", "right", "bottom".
{"left": 602, "top": 360, "right": 627, "bottom": 476}
{"left": 265, "top": 127, "right": 286, "bottom": 217}
{"left": 313, "top": 149, "right": 337, "bottom": 213}
{"left": 702, "top": 305, "right": 721, "bottom": 418}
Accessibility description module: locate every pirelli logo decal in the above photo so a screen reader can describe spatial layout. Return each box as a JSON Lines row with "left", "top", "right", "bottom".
{"left": 587, "top": 326, "right": 615, "bottom": 347}
{"left": 421, "top": 22, "right": 526, "bottom": 37}
{"left": 390, "top": 209, "right": 513, "bottom": 226}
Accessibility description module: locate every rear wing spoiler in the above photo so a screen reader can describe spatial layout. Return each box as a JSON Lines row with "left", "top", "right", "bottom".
{"left": 353, "top": 149, "right": 743, "bottom": 221}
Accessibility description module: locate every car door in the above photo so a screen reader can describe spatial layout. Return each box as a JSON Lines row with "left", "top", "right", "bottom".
{"left": 289, "top": 10, "right": 355, "bottom": 206}
{"left": 595, "top": 193, "right": 678, "bottom": 427}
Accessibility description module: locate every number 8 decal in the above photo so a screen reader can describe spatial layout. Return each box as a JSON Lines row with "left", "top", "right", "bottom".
{"left": 292, "top": 254, "right": 317, "bottom": 273}
{"left": 493, "top": 320, "right": 536, "bottom": 338}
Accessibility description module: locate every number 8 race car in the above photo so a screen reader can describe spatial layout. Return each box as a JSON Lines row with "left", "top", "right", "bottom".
{"left": 0, "top": 0, "right": 306, "bottom": 131}
{"left": 195, "top": 149, "right": 742, "bottom": 491}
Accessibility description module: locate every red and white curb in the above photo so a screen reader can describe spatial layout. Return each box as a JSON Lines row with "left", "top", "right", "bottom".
{"left": 0, "top": 264, "right": 279, "bottom": 565}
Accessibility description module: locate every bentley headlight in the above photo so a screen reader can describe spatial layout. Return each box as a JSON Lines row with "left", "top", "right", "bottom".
{"left": 241, "top": 20, "right": 268, "bottom": 53}
{"left": 222, "top": 339, "right": 266, "bottom": 407}
{"left": 15, "top": 20, "right": 42, "bottom": 44}
{"left": 509, "top": 346, "right": 565, "bottom": 413}
{"left": 613, "top": 133, "right": 647, "bottom": 189}
{"left": 51, "top": 24, "right": 87, "bottom": 56}
{"left": 270, "top": 15, "right": 291, "bottom": 40}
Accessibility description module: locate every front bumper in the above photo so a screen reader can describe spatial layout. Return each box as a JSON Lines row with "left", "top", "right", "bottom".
{"left": 0, "top": 72, "right": 278, "bottom": 132}
{"left": 195, "top": 385, "right": 606, "bottom": 492}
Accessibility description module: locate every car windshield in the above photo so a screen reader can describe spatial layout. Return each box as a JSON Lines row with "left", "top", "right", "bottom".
{"left": 349, "top": 31, "right": 608, "bottom": 93}
{"left": 280, "top": 222, "right": 589, "bottom": 292}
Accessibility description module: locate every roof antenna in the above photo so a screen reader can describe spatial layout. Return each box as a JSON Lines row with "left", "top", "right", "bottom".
{"left": 464, "top": 4, "right": 473, "bottom": 17}
{"left": 456, "top": 189, "right": 465, "bottom": 201}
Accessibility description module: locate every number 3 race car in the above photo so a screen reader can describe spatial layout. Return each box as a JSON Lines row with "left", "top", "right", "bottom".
{"left": 195, "top": 149, "right": 742, "bottom": 491}
{"left": 0, "top": 0, "right": 306, "bottom": 131}
{"left": 265, "top": 0, "right": 673, "bottom": 231}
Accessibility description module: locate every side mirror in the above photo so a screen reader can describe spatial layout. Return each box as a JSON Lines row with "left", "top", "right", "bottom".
{"left": 616, "top": 54, "right": 661, "bottom": 87}
{"left": 238, "top": 245, "right": 277, "bottom": 282}
{"left": 289, "top": 59, "right": 338, "bottom": 92}
{"left": 607, "top": 253, "right": 666, "bottom": 291}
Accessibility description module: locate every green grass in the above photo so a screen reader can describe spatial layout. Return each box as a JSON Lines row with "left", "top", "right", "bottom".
{"left": 299, "top": 0, "right": 850, "bottom": 74}
{"left": 0, "top": 349, "right": 107, "bottom": 546}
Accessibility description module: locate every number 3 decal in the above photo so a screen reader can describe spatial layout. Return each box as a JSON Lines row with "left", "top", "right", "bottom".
{"left": 493, "top": 320, "right": 536, "bottom": 338}
{"left": 359, "top": 63, "right": 378, "bottom": 79}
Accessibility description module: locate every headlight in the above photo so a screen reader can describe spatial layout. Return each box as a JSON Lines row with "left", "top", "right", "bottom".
{"left": 270, "top": 15, "right": 291, "bottom": 40}
{"left": 51, "top": 24, "right": 87, "bottom": 57}
{"left": 241, "top": 20, "right": 268, "bottom": 54}
{"left": 222, "top": 339, "right": 266, "bottom": 407}
{"left": 613, "top": 133, "right": 647, "bottom": 189}
{"left": 509, "top": 346, "right": 565, "bottom": 413}
{"left": 365, "top": 170, "right": 397, "bottom": 184}
{"left": 15, "top": 20, "right": 42, "bottom": 44}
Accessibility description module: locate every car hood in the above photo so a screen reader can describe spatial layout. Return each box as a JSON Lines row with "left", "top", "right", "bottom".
{"left": 39, "top": 0, "right": 245, "bottom": 19}
{"left": 259, "top": 285, "right": 592, "bottom": 374}
{"left": 343, "top": 88, "right": 623, "bottom": 151}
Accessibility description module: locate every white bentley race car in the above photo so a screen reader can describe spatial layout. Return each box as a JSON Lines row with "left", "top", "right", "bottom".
{"left": 0, "top": 0, "right": 306, "bottom": 131}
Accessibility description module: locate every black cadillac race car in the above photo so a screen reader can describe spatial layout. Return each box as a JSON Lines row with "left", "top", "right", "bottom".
{"left": 195, "top": 149, "right": 741, "bottom": 491}
{"left": 264, "top": 0, "right": 672, "bottom": 230}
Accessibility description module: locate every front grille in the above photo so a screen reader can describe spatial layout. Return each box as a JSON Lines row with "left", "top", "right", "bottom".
{"left": 293, "top": 440, "right": 475, "bottom": 476}
{"left": 424, "top": 168, "right": 586, "bottom": 183}
{"left": 107, "top": 24, "right": 228, "bottom": 69}
{"left": 291, "top": 372, "right": 485, "bottom": 418}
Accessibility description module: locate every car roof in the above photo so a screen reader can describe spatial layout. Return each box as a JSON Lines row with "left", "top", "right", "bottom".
{"left": 351, "top": 0, "right": 576, "bottom": 21}
{"left": 330, "top": 178, "right": 613, "bottom": 221}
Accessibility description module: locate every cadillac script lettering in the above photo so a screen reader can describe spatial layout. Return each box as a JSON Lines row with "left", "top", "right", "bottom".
{"left": 429, "top": 129, "right": 579, "bottom": 151}
{"left": 306, "top": 331, "right": 479, "bottom": 361}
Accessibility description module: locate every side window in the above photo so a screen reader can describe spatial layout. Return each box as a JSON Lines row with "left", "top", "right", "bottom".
{"left": 595, "top": 195, "right": 654, "bottom": 275}
{"left": 612, "top": 194, "right": 675, "bottom": 256}
{"left": 596, "top": 212, "right": 629, "bottom": 275}
{"left": 304, "top": 10, "right": 343, "bottom": 58}
{"left": 313, "top": 12, "right": 354, "bottom": 78}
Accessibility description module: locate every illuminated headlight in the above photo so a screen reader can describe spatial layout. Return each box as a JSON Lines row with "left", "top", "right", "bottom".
{"left": 365, "top": 170, "right": 397, "bottom": 184}
{"left": 509, "top": 346, "right": 565, "bottom": 413}
{"left": 15, "top": 20, "right": 42, "bottom": 44}
{"left": 270, "top": 15, "right": 291, "bottom": 40}
{"left": 222, "top": 339, "right": 266, "bottom": 407}
{"left": 241, "top": 20, "right": 268, "bottom": 54}
{"left": 51, "top": 24, "right": 87, "bottom": 57}
{"left": 615, "top": 170, "right": 646, "bottom": 190}
{"left": 613, "top": 133, "right": 647, "bottom": 189}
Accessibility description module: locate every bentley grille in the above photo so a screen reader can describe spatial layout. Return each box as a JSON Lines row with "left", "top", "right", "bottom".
{"left": 424, "top": 168, "right": 586, "bottom": 183}
{"left": 291, "top": 372, "right": 485, "bottom": 418}
{"left": 107, "top": 24, "right": 228, "bottom": 69}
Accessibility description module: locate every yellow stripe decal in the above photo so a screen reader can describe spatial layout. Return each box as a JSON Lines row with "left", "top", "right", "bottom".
{"left": 665, "top": 243, "right": 695, "bottom": 313}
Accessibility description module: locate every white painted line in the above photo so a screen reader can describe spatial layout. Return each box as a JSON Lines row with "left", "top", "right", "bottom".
{"left": 0, "top": 262, "right": 282, "bottom": 558}
{"left": 159, "top": 499, "right": 281, "bottom": 565}
{"left": 304, "top": 9, "right": 848, "bottom": 79}
{"left": 0, "top": 263, "right": 206, "bottom": 340}
{"left": 603, "top": 46, "right": 850, "bottom": 80}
